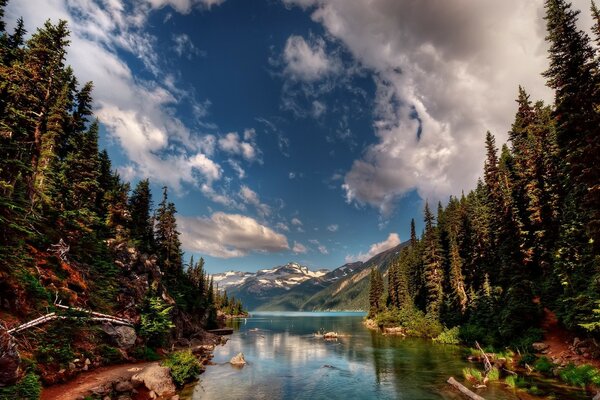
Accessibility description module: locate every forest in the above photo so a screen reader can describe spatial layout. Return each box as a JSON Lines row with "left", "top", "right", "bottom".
{"left": 0, "top": 1, "right": 245, "bottom": 396}
{"left": 369, "top": 0, "right": 600, "bottom": 351}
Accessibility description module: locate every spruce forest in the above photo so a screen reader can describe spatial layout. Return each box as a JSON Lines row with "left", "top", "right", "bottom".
{"left": 369, "top": 0, "right": 600, "bottom": 350}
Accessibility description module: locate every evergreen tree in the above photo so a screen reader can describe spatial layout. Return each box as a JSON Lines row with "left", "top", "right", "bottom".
{"left": 422, "top": 202, "right": 444, "bottom": 318}
{"left": 368, "top": 268, "right": 384, "bottom": 317}
{"left": 129, "top": 179, "right": 155, "bottom": 254}
{"left": 155, "top": 186, "right": 182, "bottom": 273}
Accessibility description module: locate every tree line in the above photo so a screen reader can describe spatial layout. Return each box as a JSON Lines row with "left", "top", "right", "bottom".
{"left": 369, "top": 0, "right": 600, "bottom": 348}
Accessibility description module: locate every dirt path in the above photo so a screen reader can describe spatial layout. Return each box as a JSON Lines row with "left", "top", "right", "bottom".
{"left": 41, "top": 361, "right": 156, "bottom": 400}
{"left": 540, "top": 307, "right": 600, "bottom": 368}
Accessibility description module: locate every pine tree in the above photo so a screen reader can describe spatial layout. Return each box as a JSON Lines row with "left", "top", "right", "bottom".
{"left": 448, "top": 236, "right": 468, "bottom": 314}
{"left": 129, "top": 179, "right": 155, "bottom": 254}
{"left": 422, "top": 202, "right": 444, "bottom": 318}
{"left": 155, "top": 187, "right": 182, "bottom": 273}
{"left": 368, "top": 268, "right": 384, "bottom": 317}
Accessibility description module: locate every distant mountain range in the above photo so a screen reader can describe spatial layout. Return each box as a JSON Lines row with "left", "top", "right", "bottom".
{"left": 213, "top": 242, "right": 409, "bottom": 311}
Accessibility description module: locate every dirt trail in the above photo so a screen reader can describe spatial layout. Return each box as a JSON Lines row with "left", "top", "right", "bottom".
{"left": 41, "top": 361, "right": 156, "bottom": 400}
{"left": 540, "top": 307, "right": 600, "bottom": 368}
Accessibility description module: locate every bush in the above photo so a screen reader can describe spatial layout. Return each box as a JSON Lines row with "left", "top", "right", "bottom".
{"left": 99, "top": 344, "right": 123, "bottom": 363}
{"left": 504, "top": 374, "right": 527, "bottom": 389}
{"left": 559, "top": 363, "right": 600, "bottom": 388}
{"left": 375, "top": 307, "right": 443, "bottom": 338}
{"left": 162, "top": 350, "right": 203, "bottom": 386}
{"left": 534, "top": 356, "right": 555, "bottom": 375}
{"left": 139, "top": 296, "right": 175, "bottom": 347}
{"left": 433, "top": 326, "right": 461, "bottom": 344}
{"left": 132, "top": 346, "right": 161, "bottom": 361}
{"left": 0, "top": 373, "right": 42, "bottom": 400}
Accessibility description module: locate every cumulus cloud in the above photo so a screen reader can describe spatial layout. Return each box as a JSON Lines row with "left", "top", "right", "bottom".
{"left": 346, "top": 233, "right": 400, "bottom": 262}
{"left": 239, "top": 185, "right": 271, "bottom": 218}
{"left": 327, "top": 224, "right": 338, "bottom": 232}
{"left": 283, "top": 0, "right": 566, "bottom": 214}
{"left": 283, "top": 34, "right": 338, "bottom": 81}
{"left": 292, "top": 241, "right": 308, "bottom": 254}
{"left": 144, "top": 0, "right": 225, "bottom": 14}
{"left": 6, "top": 0, "right": 222, "bottom": 194}
{"left": 218, "top": 130, "right": 261, "bottom": 162}
{"left": 178, "top": 212, "right": 289, "bottom": 258}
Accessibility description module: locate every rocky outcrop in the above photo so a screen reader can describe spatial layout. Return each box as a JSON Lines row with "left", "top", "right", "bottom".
{"left": 131, "top": 364, "right": 176, "bottom": 397}
{"left": 101, "top": 323, "right": 137, "bottom": 349}
{"left": 0, "top": 330, "right": 21, "bottom": 385}
{"left": 230, "top": 353, "right": 246, "bottom": 366}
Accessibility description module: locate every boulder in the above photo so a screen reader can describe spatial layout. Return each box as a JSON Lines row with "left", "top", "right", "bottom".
{"left": 114, "top": 380, "right": 134, "bottom": 392}
{"left": 532, "top": 342, "right": 549, "bottom": 352}
{"left": 101, "top": 323, "right": 137, "bottom": 349}
{"left": 131, "top": 365, "right": 176, "bottom": 396}
{"left": 0, "top": 332, "right": 21, "bottom": 385}
{"left": 230, "top": 353, "right": 247, "bottom": 366}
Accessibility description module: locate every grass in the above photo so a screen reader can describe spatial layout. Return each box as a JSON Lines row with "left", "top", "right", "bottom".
{"left": 463, "top": 367, "right": 484, "bottom": 383}
{"left": 504, "top": 374, "right": 527, "bottom": 389}
{"left": 558, "top": 363, "right": 600, "bottom": 388}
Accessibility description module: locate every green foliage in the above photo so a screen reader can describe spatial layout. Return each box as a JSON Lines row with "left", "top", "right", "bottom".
{"left": 534, "top": 356, "right": 555, "bottom": 375}
{"left": 504, "top": 374, "right": 527, "bottom": 389}
{"left": 558, "top": 363, "right": 600, "bottom": 388}
{"left": 375, "top": 306, "right": 442, "bottom": 338}
{"left": 98, "top": 344, "right": 123, "bottom": 364}
{"left": 132, "top": 346, "right": 161, "bottom": 361}
{"left": 0, "top": 373, "right": 42, "bottom": 400}
{"left": 462, "top": 367, "right": 483, "bottom": 383}
{"left": 16, "top": 269, "right": 50, "bottom": 302}
{"left": 487, "top": 367, "right": 500, "bottom": 381}
{"left": 433, "top": 326, "right": 461, "bottom": 345}
{"left": 162, "top": 350, "right": 202, "bottom": 386}
{"left": 139, "top": 296, "right": 175, "bottom": 347}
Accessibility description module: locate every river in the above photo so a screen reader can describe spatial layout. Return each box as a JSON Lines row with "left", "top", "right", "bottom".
{"left": 187, "top": 312, "right": 587, "bottom": 400}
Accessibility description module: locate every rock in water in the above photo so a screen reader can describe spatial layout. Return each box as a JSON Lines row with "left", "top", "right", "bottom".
{"left": 230, "top": 353, "right": 247, "bottom": 366}
{"left": 131, "top": 364, "right": 176, "bottom": 396}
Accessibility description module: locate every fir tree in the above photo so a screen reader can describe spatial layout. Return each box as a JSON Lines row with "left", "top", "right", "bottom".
{"left": 155, "top": 186, "right": 182, "bottom": 273}
{"left": 422, "top": 202, "right": 444, "bottom": 318}
{"left": 129, "top": 179, "right": 155, "bottom": 254}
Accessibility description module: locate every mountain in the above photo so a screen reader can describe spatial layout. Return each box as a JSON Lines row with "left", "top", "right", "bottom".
{"left": 216, "top": 242, "right": 410, "bottom": 311}
{"left": 258, "top": 242, "right": 409, "bottom": 311}
{"left": 213, "top": 262, "right": 328, "bottom": 310}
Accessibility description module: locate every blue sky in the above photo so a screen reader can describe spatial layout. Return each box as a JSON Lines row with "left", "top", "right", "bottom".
{"left": 11, "top": 0, "right": 593, "bottom": 273}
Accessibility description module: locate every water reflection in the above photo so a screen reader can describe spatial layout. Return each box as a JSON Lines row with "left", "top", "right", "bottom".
{"left": 191, "top": 312, "right": 582, "bottom": 400}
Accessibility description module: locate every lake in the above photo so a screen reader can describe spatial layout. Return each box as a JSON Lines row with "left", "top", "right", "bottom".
{"left": 188, "top": 312, "right": 584, "bottom": 400}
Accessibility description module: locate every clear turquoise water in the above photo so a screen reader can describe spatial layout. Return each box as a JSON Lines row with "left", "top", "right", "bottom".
{"left": 189, "top": 312, "right": 584, "bottom": 400}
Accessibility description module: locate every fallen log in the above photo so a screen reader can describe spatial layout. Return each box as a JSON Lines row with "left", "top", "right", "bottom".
{"left": 54, "top": 304, "right": 131, "bottom": 324}
{"left": 447, "top": 377, "right": 486, "bottom": 400}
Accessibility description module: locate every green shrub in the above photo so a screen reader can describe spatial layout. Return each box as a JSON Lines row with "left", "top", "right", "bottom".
{"left": 162, "top": 350, "right": 203, "bottom": 386}
{"left": 99, "top": 344, "right": 123, "bottom": 363}
{"left": 559, "top": 363, "right": 600, "bottom": 388}
{"left": 534, "top": 356, "right": 555, "bottom": 375}
{"left": 0, "top": 373, "right": 42, "bottom": 400}
{"left": 139, "top": 296, "right": 175, "bottom": 347}
{"left": 459, "top": 323, "right": 497, "bottom": 347}
{"left": 433, "top": 326, "right": 461, "bottom": 344}
{"left": 132, "top": 346, "right": 161, "bottom": 361}
{"left": 375, "top": 307, "right": 443, "bottom": 338}
{"left": 519, "top": 353, "right": 537, "bottom": 366}
{"left": 509, "top": 327, "right": 544, "bottom": 351}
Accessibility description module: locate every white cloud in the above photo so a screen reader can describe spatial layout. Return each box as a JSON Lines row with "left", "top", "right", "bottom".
{"left": 6, "top": 0, "right": 222, "bottom": 195}
{"left": 283, "top": 35, "right": 338, "bottom": 81}
{"left": 292, "top": 241, "right": 308, "bottom": 254}
{"left": 317, "top": 245, "right": 329, "bottom": 255}
{"left": 327, "top": 224, "right": 338, "bottom": 232}
{"left": 291, "top": 218, "right": 303, "bottom": 226}
{"left": 346, "top": 233, "right": 400, "bottom": 263}
{"left": 283, "top": 0, "right": 565, "bottom": 214}
{"left": 239, "top": 185, "right": 271, "bottom": 218}
{"left": 218, "top": 130, "right": 261, "bottom": 162}
{"left": 228, "top": 159, "right": 246, "bottom": 179}
{"left": 178, "top": 212, "right": 289, "bottom": 258}
{"left": 144, "top": 0, "right": 225, "bottom": 14}
{"left": 276, "top": 222, "right": 290, "bottom": 232}
{"left": 172, "top": 33, "right": 203, "bottom": 59}
{"left": 288, "top": 172, "right": 296, "bottom": 179}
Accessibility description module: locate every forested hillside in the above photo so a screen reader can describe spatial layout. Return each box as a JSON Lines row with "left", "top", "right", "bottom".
{"left": 0, "top": 4, "right": 223, "bottom": 394}
{"left": 369, "top": 0, "right": 600, "bottom": 350}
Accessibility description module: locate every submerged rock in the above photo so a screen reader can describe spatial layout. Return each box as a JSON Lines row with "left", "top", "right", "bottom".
{"left": 230, "top": 353, "right": 247, "bottom": 366}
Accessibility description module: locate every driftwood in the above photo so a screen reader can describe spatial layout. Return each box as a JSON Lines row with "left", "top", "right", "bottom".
{"left": 447, "top": 377, "right": 486, "bottom": 400}
{"left": 7, "top": 305, "right": 132, "bottom": 335}
{"left": 475, "top": 341, "right": 492, "bottom": 374}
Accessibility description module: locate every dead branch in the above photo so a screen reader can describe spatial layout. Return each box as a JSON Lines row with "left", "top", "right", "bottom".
{"left": 475, "top": 341, "right": 493, "bottom": 374}
{"left": 447, "top": 377, "right": 487, "bottom": 400}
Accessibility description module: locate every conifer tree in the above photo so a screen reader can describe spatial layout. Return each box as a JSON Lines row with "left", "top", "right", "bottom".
{"left": 368, "top": 268, "right": 384, "bottom": 317}
{"left": 155, "top": 186, "right": 183, "bottom": 273}
{"left": 422, "top": 202, "right": 444, "bottom": 318}
{"left": 129, "top": 179, "right": 155, "bottom": 254}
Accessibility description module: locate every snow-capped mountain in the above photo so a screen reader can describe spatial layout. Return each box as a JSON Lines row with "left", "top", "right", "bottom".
{"left": 213, "top": 262, "right": 328, "bottom": 310}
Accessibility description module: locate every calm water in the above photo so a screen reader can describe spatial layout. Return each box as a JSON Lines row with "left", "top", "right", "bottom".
{"left": 188, "top": 312, "right": 582, "bottom": 400}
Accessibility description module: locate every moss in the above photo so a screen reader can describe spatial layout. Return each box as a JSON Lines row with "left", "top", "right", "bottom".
{"left": 0, "top": 373, "right": 42, "bottom": 400}
{"left": 162, "top": 350, "right": 203, "bottom": 386}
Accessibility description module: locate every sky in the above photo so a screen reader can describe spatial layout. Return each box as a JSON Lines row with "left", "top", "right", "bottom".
{"left": 6, "top": 0, "right": 597, "bottom": 273}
